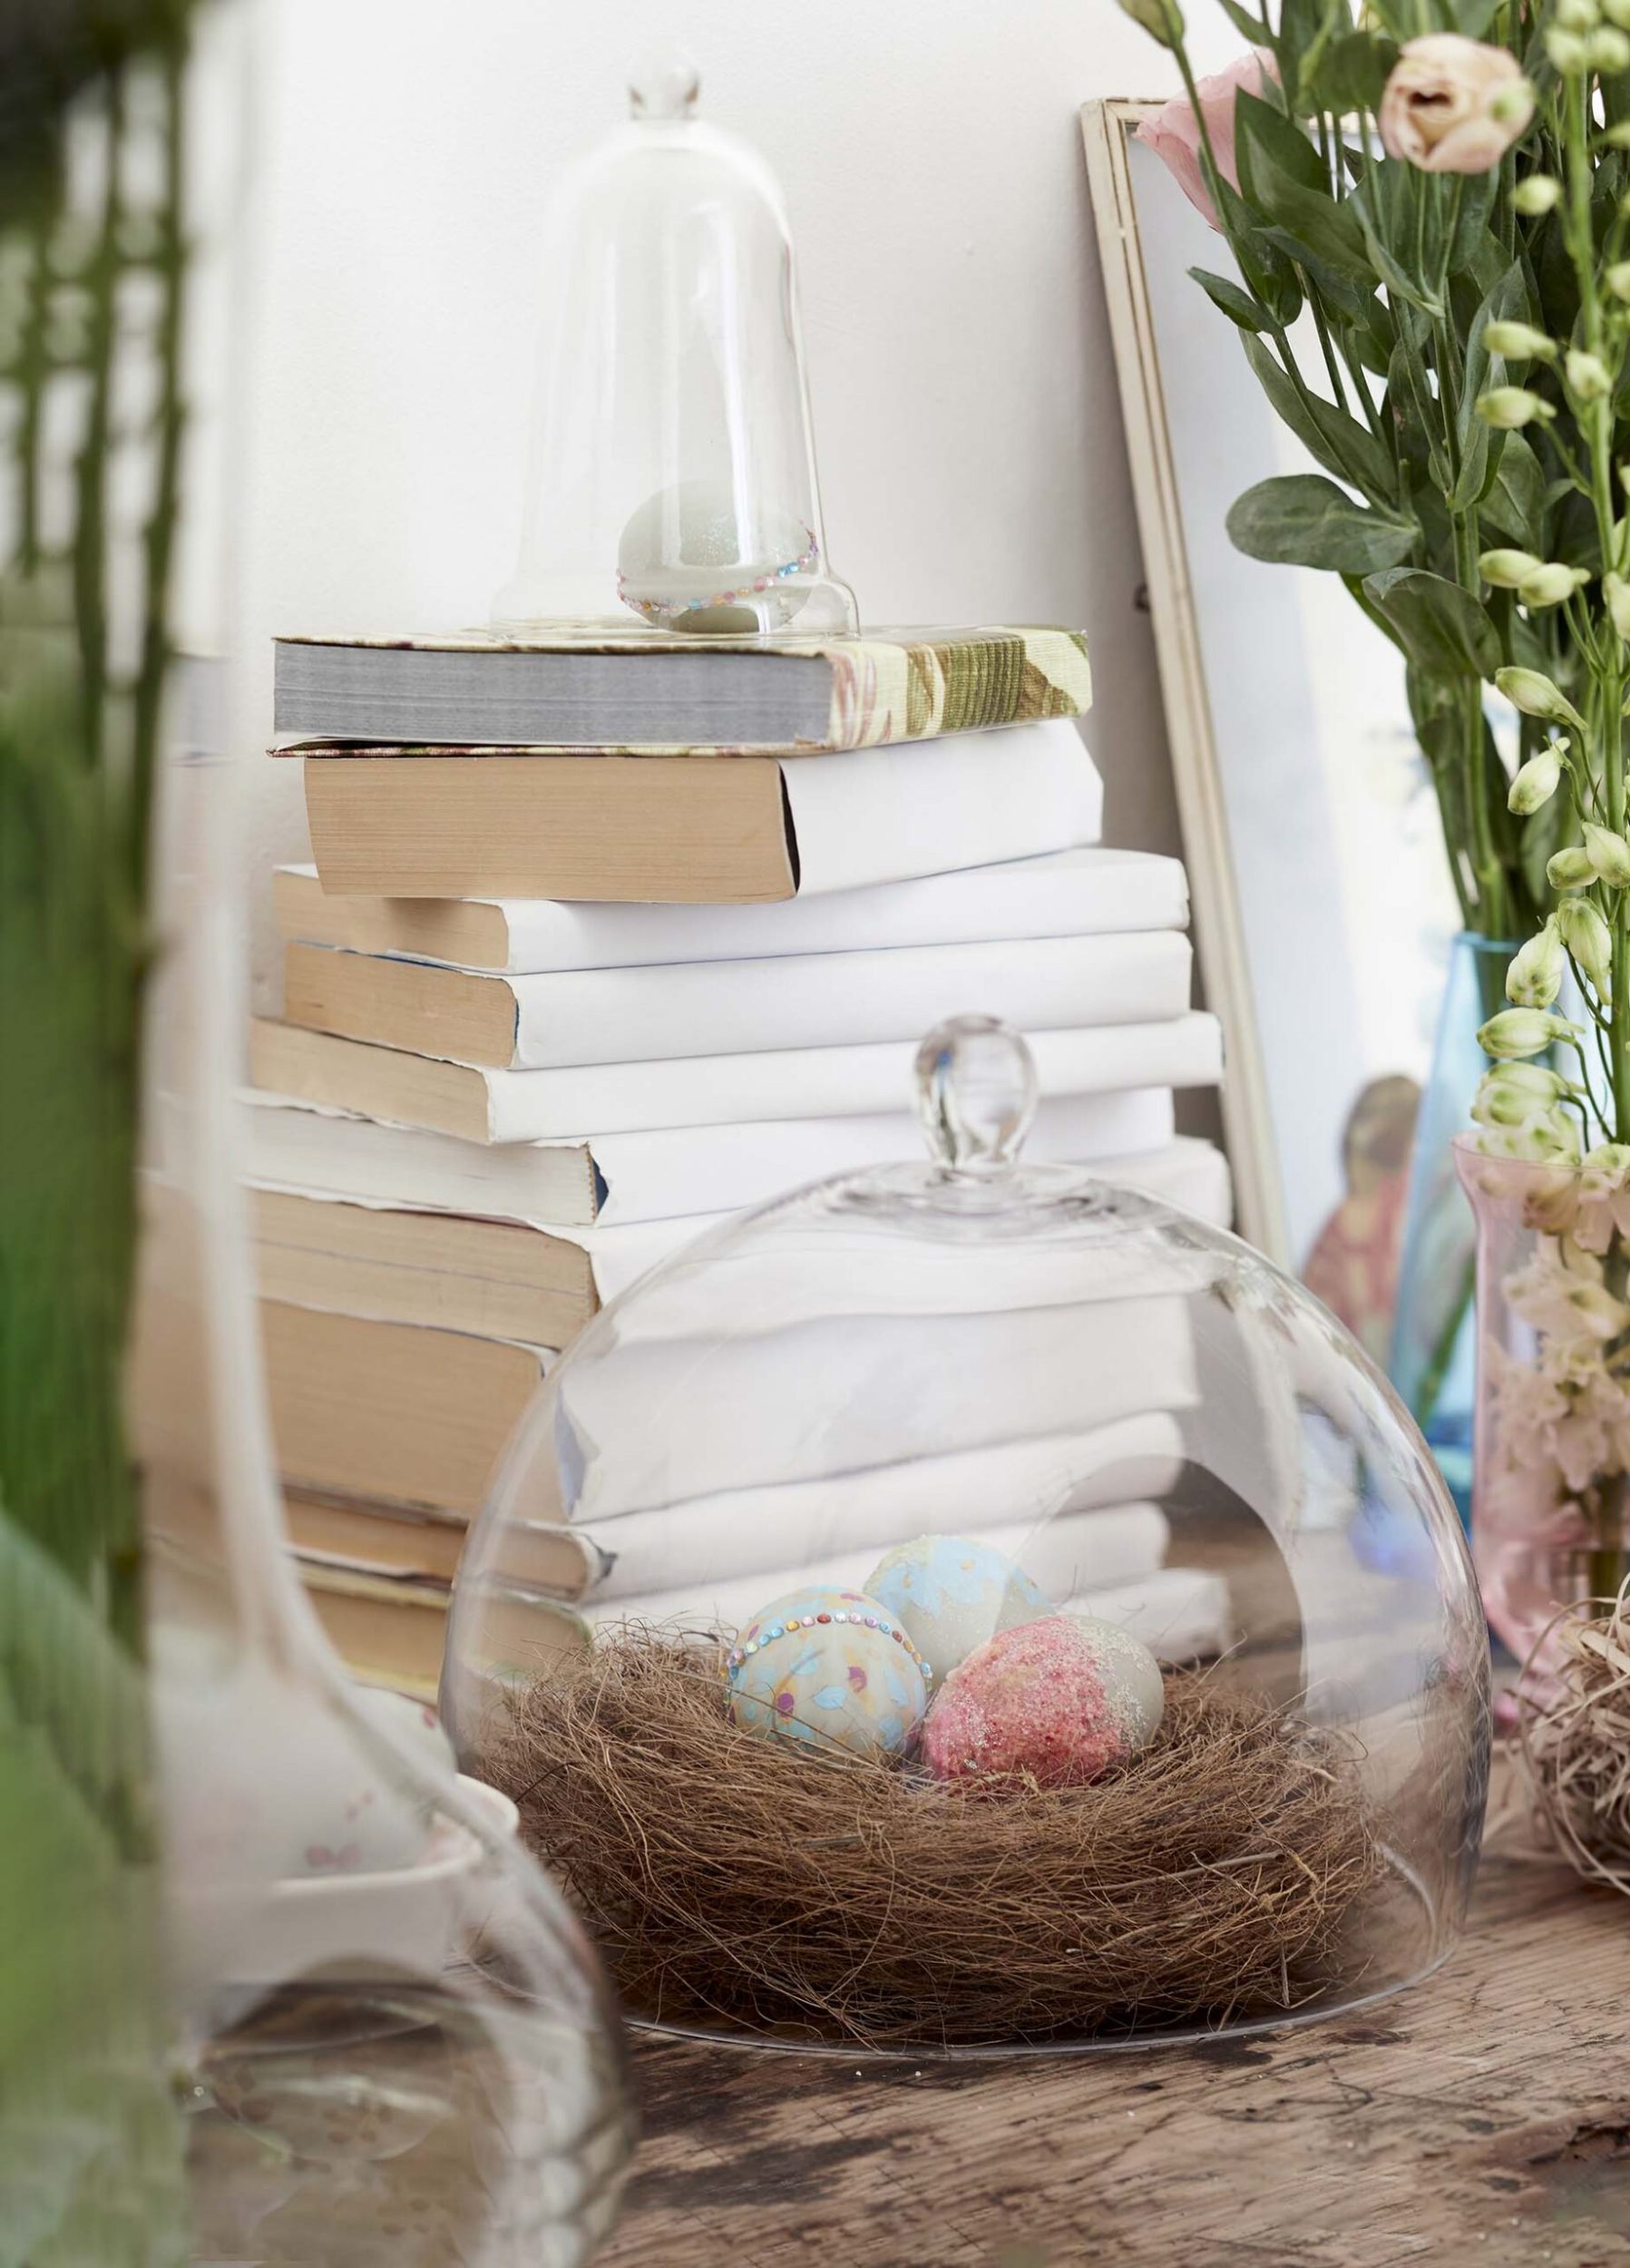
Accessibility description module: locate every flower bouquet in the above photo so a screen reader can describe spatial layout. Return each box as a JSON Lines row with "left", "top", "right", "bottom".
{"left": 1118, "top": 0, "right": 1630, "bottom": 1659}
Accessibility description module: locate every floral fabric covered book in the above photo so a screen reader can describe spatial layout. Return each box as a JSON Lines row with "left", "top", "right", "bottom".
{"left": 271, "top": 622, "right": 1092, "bottom": 754}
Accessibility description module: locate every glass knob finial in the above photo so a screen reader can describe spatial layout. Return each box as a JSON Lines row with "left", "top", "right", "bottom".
{"left": 630, "top": 51, "right": 699, "bottom": 121}
{"left": 914, "top": 1015, "right": 1039, "bottom": 1176}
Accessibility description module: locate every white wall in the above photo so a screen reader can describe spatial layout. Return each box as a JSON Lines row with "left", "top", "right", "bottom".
{"left": 231, "top": 0, "right": 1240, "bottom": 1006}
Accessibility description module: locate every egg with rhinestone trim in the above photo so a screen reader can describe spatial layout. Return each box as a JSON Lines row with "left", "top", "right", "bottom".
{"left": 724, "top": 1585, "right": 929, "bottom": 1758}
{"left": 921, "top": 1613, "right": 1166, "bottom": 1788}
{"left": 864, "top": 1534, "right": 1049, "bottom": 1696}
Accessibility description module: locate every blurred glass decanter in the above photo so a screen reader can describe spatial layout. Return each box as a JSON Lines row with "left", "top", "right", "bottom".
{"left": 494, "top": 51, "right": 857, "bottom": 638}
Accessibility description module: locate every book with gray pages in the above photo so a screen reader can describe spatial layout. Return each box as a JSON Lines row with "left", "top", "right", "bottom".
{"left": 270, "top": 845, "right": 1190, "bottom": 974}
{"left": 272, "top": 621, "right": 1091, "bottom": 753}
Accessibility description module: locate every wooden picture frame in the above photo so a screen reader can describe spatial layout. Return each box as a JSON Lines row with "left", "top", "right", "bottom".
{"left": 1081, "top": 98, "right": 1285, "bottom": 1262}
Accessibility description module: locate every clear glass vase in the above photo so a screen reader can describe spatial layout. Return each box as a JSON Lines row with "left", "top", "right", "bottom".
{"left": 1453, "top": 1138, "right": 1630, "bottom": 1682}
{"left": 0, "top": 11, "right": 633, "bottom": 2255}
{"left": 1388, "top": 934, "right": 1518, "bottom": 1528}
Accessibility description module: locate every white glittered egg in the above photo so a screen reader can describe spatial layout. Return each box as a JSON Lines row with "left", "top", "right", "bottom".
{"left": 617, "top": 477, "right": 815, "bottom": 632}
{"left": 724, "top": 1585, "right": 928, "bottom": 1758}
{"left": 864, "top": 1534, "right": 1049, "bottom": 1695}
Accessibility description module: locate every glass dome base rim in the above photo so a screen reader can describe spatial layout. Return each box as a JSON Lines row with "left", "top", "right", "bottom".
{"left": 616, "top": 1846, "right": 1462, "bottom": 2063}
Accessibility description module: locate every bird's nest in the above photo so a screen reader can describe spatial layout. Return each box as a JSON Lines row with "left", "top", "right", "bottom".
{"left": 1518, "top": 1583, "right": 1630, "bottom": 1896}
{"left": 479, "top": 1629, "right": 1387, "bottom": 2051}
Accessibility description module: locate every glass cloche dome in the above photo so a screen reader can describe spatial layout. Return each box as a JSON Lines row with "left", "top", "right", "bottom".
{"left": 444, "top": 1018, "right": 1490, "bottom": 2058}
{"left": 493, "top": 52, "right": 857, "bottom": 638}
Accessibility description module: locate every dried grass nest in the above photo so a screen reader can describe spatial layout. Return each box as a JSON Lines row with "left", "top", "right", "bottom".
{"left": 483, "top": 1630, "right": 1388, "bottom": 2051}
{"left": 1518, "top": 1587, "right": 1630, "bottom": 1895}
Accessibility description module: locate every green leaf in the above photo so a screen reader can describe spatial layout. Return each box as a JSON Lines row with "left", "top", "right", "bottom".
{"left": 1386, "top": 337, "right": 1450, "bottom": 495}
{"left": 1235, "top": 95, "right": 1376, "bottom": 283}
{"left": 1227, "top": 473, "right": 1419, "bottom": 572}
{"left": 1448, "top": 172, "right": 1501, "bottom": 277}
{"left": 1244, "top": 332, "right": 1395, "bottom": 496}
{"left": 1358, "top": 208, "right": 1446, "bottom": 318}
{"left": 1188, "top": 265, "right": 1268, "bottom": 333}
{"left": 1362, "top": 567, "right": 1501, "bottom": 679}
{"left": 1214, "top": 0, "right": 1271, "bottom": 35}
{"left": 1451, "top": 259, "right": 1527, "bottom": 511}
{"left": 1300, "top": 29, "right": 1396, "bottom": 114}
{"left": 1450, "top": 0, "right": 1506, "bottom": 35}
{"left": 1482, "top": 429, "right": 1545, "bottom": 548}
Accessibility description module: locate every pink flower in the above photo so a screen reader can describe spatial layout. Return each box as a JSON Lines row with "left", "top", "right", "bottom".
{"left": 1378, "top": 35, "right": 1534, "bottom": 175}
{"left": 1137, "top": 51, "right": 1277, "bottom": 230}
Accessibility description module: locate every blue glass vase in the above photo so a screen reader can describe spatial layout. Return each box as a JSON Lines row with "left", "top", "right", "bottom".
{"left": 1388, "top": 934, "right": 1518, "bottom": 1529}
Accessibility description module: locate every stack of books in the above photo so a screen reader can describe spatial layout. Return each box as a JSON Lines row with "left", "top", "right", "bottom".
{"left": 249, "top": 623, "right": 1230, "bottom": 1697}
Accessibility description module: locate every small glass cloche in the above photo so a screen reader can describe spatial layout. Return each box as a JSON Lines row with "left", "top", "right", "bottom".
{"left": 444, "top": 1018, "right": 1490, "bottom": 2058}
{"left": 494, "top": 52, "right": 856, "bottom": 639}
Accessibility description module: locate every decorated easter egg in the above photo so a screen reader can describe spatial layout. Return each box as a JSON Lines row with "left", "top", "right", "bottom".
{"left": 724, "top": 1585, "right": 929, "bottom": 1758}
{"left": 864, "top": 1533, "right": 1049, "bottom": 1694}
{"left": 920, "top": 1613, "right": 1166, "bottom": 1788}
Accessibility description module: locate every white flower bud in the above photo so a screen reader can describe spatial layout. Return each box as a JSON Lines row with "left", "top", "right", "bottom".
{"left": 1508, "top": 744, "right": 1563, "bottom": 812}
{"left": 1483, "top": 323, "right": 1557, "bottom": 362}
{"left": 1585, "top": 820, "right": 1630, "bottom": 885}
{"left": 1567, "top": 347, "right": 1614, "bottom": 399}
{"left": 1512, "top": 175, "right": 1562, "bottom": 213}
{"left": 1497, "top": 665, "right": 1587, "bottom": 728}
{"left": 1479, "top": 1006, "right": 1580, "bottom": 1059}
{"left": 1480, "top": 547, "right": 1545, "bottom": 587}
{"left": 1472, "top": 1062, "right": 1570, "bottom": 1127}
{"left": 1609, "top": 260, "right": 1630, "bottom": 299}
{"left": 1518, "top": 562, "right": 1591, "bottom": 606}
{"left": 1507, "top": 921, "right": 1567, "bottom": 1007}
{"left": 1606, "top": 571, "right": 1630, "bottom": 640}
{"left": 1477, "top": 386, "right": 1555, "bottom": 428}
{"left": 1558, "top": 0, "right": 1601, "bottom": 24}
{"left": 1604, "top": 0, "right": 1630, "bottom": 31}
{"left": 1549, "top": 844, "right": 1597, "bottom": 888}
{"left": 1586, "top": 25, "right": 1630, "bottom": 68}
{"left": 1547, "top": 26, "right": 1589, "bottom": 69}
{"left": 1558, "top": 895, "right": 1615, "bottom": 993}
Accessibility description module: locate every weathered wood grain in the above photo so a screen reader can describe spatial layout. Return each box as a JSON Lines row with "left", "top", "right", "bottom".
{"left": 601, "top": 1764, "right": 1630, "bottom": 2268}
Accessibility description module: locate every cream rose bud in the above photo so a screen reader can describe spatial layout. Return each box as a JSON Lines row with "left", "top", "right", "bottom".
{"left": 1482, "top": 321, "right": 1557, "bottom": 361}
{"left": 1585, "top": 820, "right": 1630, "bottom": 885}
{"left": 1518, "top": 562, "right": 1590, "bottom": 607}
{"left": 1566, "top": 348, "right": 1614, "bottom": 400}
{"left": 1508, "top": 745, "right": 1563, "bottom": 812}
{"left": 1479, "top": 1006, "right": 1579, "bottom": 1059}
{"left": 1559, "top": 897, "right": 1615, "bottom": 993}
{"left": 1507, "top": 921, "right": 1567, "bottom": 1008}
{"left": 1380, "top": 36, "right": 1536, "bottom": 172}
{"left": 1512, "top": 174, "right": 1561, "bottom": 213}
{"left": 1548, "top": 845, "right": 1597, "bottom": 888}
{"left": 1476, "top": 386, "right": 1552, "bottom": 427}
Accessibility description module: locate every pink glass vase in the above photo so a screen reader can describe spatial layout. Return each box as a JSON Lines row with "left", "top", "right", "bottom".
{"left": 1454, "top": 1137, "right": 1630, "bottom": 1678}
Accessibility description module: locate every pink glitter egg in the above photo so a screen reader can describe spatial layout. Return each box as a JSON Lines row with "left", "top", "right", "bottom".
{"left": 920, "top": 1614, "right": 1166, "bottom": 1787}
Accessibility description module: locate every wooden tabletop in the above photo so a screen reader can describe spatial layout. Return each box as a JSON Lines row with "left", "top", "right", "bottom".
{"left": 600, "top": 1764, "right": 1630, "bottom": 2268}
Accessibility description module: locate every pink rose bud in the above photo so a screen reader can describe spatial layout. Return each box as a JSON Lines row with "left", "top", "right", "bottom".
{"left": 1379, "top": 34, "right": 1535, "bottom": 174}
{"left": 1136, "top": 50, "right": 1278, "bottom": 230}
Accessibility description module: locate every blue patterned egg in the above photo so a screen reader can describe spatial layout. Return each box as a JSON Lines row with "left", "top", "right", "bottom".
{"left": 724, "top": 1586, "right": 928, "bottom": 1758}
{"left": 864, "top": 1535, "right": 1049, "bottom": 1695}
